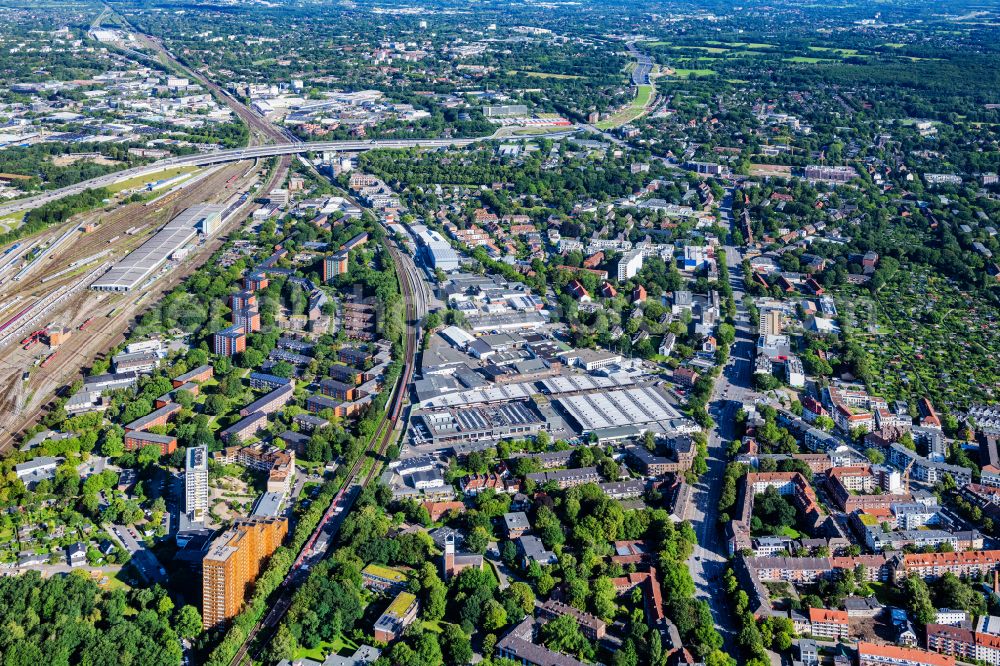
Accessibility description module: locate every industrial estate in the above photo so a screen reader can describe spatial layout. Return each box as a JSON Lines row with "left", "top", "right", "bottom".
{"left": 0, "top": 2, "right": 999, "bottom": 666}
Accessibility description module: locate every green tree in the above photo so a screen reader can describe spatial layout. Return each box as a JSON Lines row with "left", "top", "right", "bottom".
{"left": 266, "top": 624, "right": 297, "bottom": 664}
{"left": 174, "top": 605, "right": 203, "bottom": 639}
{"left": 101, "top": 428, "right": 125, "bottom": 457}
{"left": 903, "top": 575, "right": 936, "bottom": 626}
{"left": 441, "top": 623, "right": 472, "bottom": 665}
{"left": 591, "top": 576, "right": 617, "bottom": 620}
{"left": 482, "top": 599, "right": 509, "bottom": 632}
{"left": 504, "top": 582, "right": 535, "bottom": 614}
{"left": 864, "top": 448, "right": 885, "bottom": 464}
{"left": 539, "top": 614, "right": 594, "bottom": 661}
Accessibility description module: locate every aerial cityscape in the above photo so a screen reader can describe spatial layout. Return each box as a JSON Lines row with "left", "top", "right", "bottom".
{"left": 0, "top": 0, "right": 999, "bottom": 665}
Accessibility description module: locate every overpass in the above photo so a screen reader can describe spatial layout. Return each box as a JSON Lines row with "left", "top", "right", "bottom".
{"left": 0, "top": 136, "right": 492, "bottom": 218}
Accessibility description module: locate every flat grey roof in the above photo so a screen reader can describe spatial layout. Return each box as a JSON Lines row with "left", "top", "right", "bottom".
{"left": 556, "top": 385, "right": 680, "bottom": 432}
{"left": 252, "top": 491, "right": 285, "bottom": 517}
{"left": 186, "top": 445, "right": 207, "bottom": 471}
{"left": 92, "top": 207, "right": 212, "bottom": 291}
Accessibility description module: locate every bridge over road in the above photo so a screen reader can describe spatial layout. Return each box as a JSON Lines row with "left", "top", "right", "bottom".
{"left": 0, "top": 136, "right": 484, "bottom": 219}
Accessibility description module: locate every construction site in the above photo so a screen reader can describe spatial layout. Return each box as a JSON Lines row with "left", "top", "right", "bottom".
{"left": 0, "top": 154, "right": 292, "bottom": 452}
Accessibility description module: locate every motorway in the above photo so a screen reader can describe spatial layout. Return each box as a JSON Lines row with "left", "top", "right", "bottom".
{"left": 628, "top": 42, "right": 654, "bottom": 86}
{"left": 0, "top": 137, "right": 482, "bottom": 219}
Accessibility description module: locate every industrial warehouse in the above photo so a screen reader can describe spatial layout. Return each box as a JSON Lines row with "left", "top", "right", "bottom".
{"left": 411, "top": 400, "right": 549, "bottom": 447}
{"left": 91, "top": 203, "right": 224, "bottom": 292}
{"left": 411, "top": 224, "right": 460, "bottom": 272}
{"left": 554, "top": 385, "right": 683, "bottom": 434}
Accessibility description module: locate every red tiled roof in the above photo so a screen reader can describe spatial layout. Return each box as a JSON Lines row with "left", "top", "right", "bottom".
{"left": 857, "top": 641, "right": 955, "bottom": 666}
{"left": 903, "top": 550, "right": 1000, "bottom": 568}
{"left": 808, "top": 607, "right": 849, "bottom": 624}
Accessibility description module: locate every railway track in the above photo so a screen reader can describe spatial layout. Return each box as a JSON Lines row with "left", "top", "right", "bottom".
{"left": 0, "top": 161, "right": 275, "bottom": 453}
{"left": 228, "top": 244, "right": 419, "bottom": 666}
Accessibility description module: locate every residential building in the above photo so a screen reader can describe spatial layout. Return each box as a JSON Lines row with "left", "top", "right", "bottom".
{"left": 617, "top": 249, "right": 643, "bottom": 280}
{"left": 214, "top": 444, "right": 295, "bottom": 494}
{"left": 124, "top": 402, "right": 181, "bottom": 432}
{"left": 800, "top": 639, "right": 819, "bottom": 666}
{"left": 857, "top": 641, "right": 955, "bottom": 666}
{"left": 518, "top": 535, "right": 557, "bottom": 567}
{"left": 219, "top": 411, "right": 268, "bottom": 444}
{"left": 232, "top": 307, "right": 261, "bottom": 333}
{"left": 230, "top": 291, "right": 256, "bottom": 312}
{"left": 894, "top": 551, "right": 1000, "bottom": 581}
{"left": 786, "top": 356, "right": 805, "bottom": 388}
{"left": 808, "top": 607, "right": 849, "bottom": 640}
{"left": 124, "top": 431, "right": 177, "bottom": 455}
{"left": 496, "top": 618, "right": 589, "bottom": 666}
{"left": 202, "top": 516, "right": 288, "bottom": 629}
{"left": 844, "top": 596, "right": 882, "bottom": 619}
{"left": 323, "top": 250, "right": 350, "bottom": 282}
{"left": 675, "top": 367, "right": 700, "bottom": 387}
{"left": 372, "top": 592, "right": 419, "bottom": 643}
{"left": 539, "top": 600, "right": 607, "bottom": 640}
{"left": 248, "top": 372, "right": 292, "bottom": 391}
{"left": 503, "top": 512, "right": 531, "bottom": 538}
{"left": 526, "top": 467, "right": 600, "bottom": 489}
{"left": 185, "top": 446, "right": 208, "bottom": 520}
{"left": 240, "top": 383, "right": 295, "bottom": 417}
{"left": 927, "top": 624, "right": 976, "bottom": 662}
{"left": 213, "top": 325, "right": 246, "bottom": 357}
{"left": 935, "top": 610, "right": 968, "bottom": 627}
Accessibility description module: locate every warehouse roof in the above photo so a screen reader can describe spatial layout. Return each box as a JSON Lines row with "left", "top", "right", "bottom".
{"left": 92, "top": 205, "right": 220, "bottom": 291}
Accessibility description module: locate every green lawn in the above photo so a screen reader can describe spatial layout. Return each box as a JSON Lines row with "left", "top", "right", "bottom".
{"left": 107, "top": 166, "right": 198, "bottom": 194}
{"left": 422, "top": 620, "right": 446, "bottom": 633}
{"left": 670, "top": 45, "right": 729, "bottom": 54}
{"left": 634, "top": 84, "right": 653, "bottom": 107}
{"left": 596, "top": 83, "right": 655, "bottom": 130}
{"left": 808, "top": 46, "right": 860, "bottom": 56}
{"left": 507, "top": 70, "right": 584, "bottom": 80}
{"left": 867, "top": 582, "right": 904, "bottom": 607}
{"left": 0, "top": 211, "right": 24, "bottom": 232}
{"left": 295, "top": 458, "right": 329, "bottom": 472}
{"left": 784, "top": 56, "right": 834, "bottom": 64}
{"left": 671, "top": 68, "right": 716, "bottom": 78}
{"left": 705, "top": 41, "right": 775, "bottom": 49}
{"left": 293, "top": 635, "right": 358, "bottom": 662}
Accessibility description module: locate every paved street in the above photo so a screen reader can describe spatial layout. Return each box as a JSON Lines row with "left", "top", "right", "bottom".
{"left": 2, "top": 562, "right": 123, "bottom": 577}
{"left": 627, "top": 42, "right": 653, "bottom": 86}
{"left": 683, "top": 214, "right": 758, "bottom": 649}
{"left": 105, "top": 522, "right": 167, "bottom": 585}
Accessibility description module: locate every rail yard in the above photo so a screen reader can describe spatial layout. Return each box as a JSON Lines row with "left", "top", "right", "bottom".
{"left": 0, "top": 156, "right": 282, "bottom": 451}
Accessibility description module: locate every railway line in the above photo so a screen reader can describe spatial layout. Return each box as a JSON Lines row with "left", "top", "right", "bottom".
{"left": 0, "top": 160, "right": 270, "bottom": 452}
{"left": 138, "top": 33, "right": 285, "bottom": 148}
{"left": 0, "top": 161, "right": 250, "bottom": 333}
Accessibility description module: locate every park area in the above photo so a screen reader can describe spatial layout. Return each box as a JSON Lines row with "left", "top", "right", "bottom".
{"left": 596, "top": 84, "right": 655, "bottom": 130}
